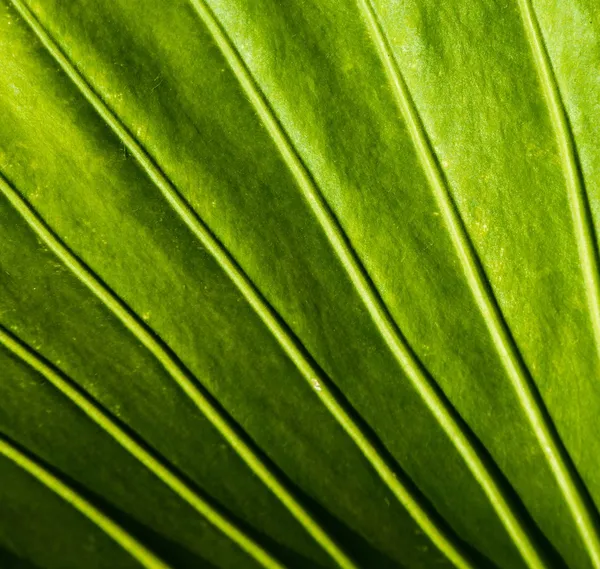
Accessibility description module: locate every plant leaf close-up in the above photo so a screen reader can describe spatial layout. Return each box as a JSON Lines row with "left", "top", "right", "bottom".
{"left": 1, "top": 0, "right": 599, "bottom": 568}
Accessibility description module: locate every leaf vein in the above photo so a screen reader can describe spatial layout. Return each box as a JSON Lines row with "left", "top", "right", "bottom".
{"left": 5, "top": 2, "right": 364, "bottom": 566}
{"left": 358, "top": 1, "right": 600, "bottom": 567}
{"left": 516, "top": 1, "right": 600, "bottom": 565}
{"left": 10, "top": 1, "right": 475, "bottom": 566}
{"left": 0, "top": 324, "right": 287, "bottom": 569}
{"left": 188, "top": 1, "right": 547, "bottom": 567}
{"left": 0, "top": 431, "right": 172, "bottom": 569}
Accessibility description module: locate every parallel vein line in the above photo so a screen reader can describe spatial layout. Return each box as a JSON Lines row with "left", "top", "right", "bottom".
{"left": 0, "top": 167, "right": 338, "bottom": 568}
{"left": 0, "top": 432, "right": 171, "bottom": 569}
{"left": 186, "top": 0, "right": 547, "bottom": 568}
{"left": 516, "top": 1, "right": 600, "bottom": 565}
{"left": 8, "top": 1, "right": 477, "bottom": 567}
{"left": 0, "top": 324, "right": 286, "bottom": 569}
{"left": 6, "top": 3, "right": 357, "bottom": 567}
{"left": 516, "top": 1, "right": 600, "bottom": 354}
{"left": 358, "top": 0, "right": 600, "bottom": 567}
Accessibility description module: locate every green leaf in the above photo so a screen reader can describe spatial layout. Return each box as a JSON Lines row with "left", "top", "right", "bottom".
{"left": 0, "top": 0, "right": 599, "bottom": 568}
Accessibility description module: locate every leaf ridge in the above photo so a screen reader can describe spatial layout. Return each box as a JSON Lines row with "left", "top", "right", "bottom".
{"left": 0, "top": 168, "right": 349, "bottom": 569}
{"left": 187, "top": 1, "right": 548, "bottom": 567}
{"left": 5, "top": 3, "right": 359, "bottom": 567}
{"left": 357, "top": 1, "right": 600, "bottom": 567}
{"left": 0, "top": 432, "right": 172, "bottom": 569}
{"left": 516, "top": 1, "right": 600, "bottom": 353}
{"left": 516, "top": 1, "right": 600, "bottom": 565}
{"left": 6, "top": 2, "right": 480, "bottom": 567}
{"left": 0, "top": 324, "right": 288, "bottom": 569}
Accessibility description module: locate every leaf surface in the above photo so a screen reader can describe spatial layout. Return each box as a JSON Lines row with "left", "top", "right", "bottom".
{"left": 0, "top": 1, "right": 599, "bottom": 568}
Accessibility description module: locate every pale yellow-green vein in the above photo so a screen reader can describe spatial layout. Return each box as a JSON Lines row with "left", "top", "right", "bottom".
{"left": 357, "top": 1, "right": 597, "bottom": 568}
{"left": 9, "top": 1, "right": 474, "bottom": 566}
{"left": 0, "top": 162, "right": 343, "bottom": 569}
{"left": 186, "top": 1, "right": 546, "bottom": 568}
{"left": 0, "top": 323, "right": 287, "bottom": 569}
{"left": 6, "top": 2, "right": 360, "bottom": 567}
{"left": 0, "top": 433, "right": 172, "bottom": 569}
{"left": 516, "top": 0, "right": 600, "bottom": 566}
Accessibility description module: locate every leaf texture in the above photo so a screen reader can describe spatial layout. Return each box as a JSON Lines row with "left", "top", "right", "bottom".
{"left": 0, "top": 1, "right": 599, "bottom": 568}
